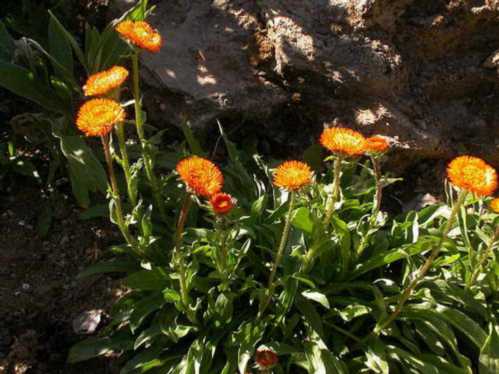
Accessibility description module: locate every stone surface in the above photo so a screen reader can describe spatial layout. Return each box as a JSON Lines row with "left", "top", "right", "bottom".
{"left": 72, "top": 309, "right": 102, "bottom": 335}
{"left": 122, "top": 0, "right": 499, "bottom": 167}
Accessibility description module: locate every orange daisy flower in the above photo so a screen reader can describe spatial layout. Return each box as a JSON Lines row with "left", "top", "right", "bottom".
{"left": 116, "top": 20, "right": 162, "bottom": 53}
{"left": 273, "top": 160, "right": 312, "bottom": 191}
{"left": 365, "top": 135, "right": 390, "bottom": 154}
{"left": 176, "top": 156, "right": 224, "bottom": 197}
{"left": 210, "top": 192, "right": 235, "bottom": 215}
{"left": 76, "top": 99, "right": 125, "bottom": 137}
{"left": 83, "top": 66, "right": 129, "bottom": 97}
{"left": 489, "top": 198, "right": 499, "bottom": 213}
{"left": 447, "top": 156, "right": 498, "bottom": 196}
{"left": 320, "top": 127, "right": 366, "bottom": 156}
{"left": 255, "top": 348, "right": 278, "bottom": 369}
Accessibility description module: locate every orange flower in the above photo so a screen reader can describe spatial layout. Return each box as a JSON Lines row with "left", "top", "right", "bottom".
{"left": 116, "top": 20, "right": 162, "bottom": 53}
{"left": 273, "top": 160, "right": 312, "bottom": 191}
{"left": 489, "top": 198, "right": 499, "bottom": 213}
{"left": 210, "top": 192, "right": 234, "bottom": 215}
{"left": 365, "top": 135, "right": 389, "bottom": 154}
{"left": 176, "top": 156, "right": 224, "bottom": 197}
{"left": 320, "top": 127, "right": 366, "bottom": 156}
{"left": 255, "top": 349, "right": 278, "bottom": 369}
{"left": 76, "top": 98, "right": 125, "bottom": 137}
{"left": 447, "top": 156, "right": 498, "bottom": 196}
{"left": 83, "top": 66, "right": 129, "bottom": 96}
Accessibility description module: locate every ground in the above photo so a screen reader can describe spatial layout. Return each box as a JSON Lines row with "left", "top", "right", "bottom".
{"left": 0, "top": 182, "right": 123, "bottom": 374}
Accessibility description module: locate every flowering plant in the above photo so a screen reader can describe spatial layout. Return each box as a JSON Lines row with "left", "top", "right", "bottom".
{"left": 64, "top": 2, "right": 499, "bottom": 373}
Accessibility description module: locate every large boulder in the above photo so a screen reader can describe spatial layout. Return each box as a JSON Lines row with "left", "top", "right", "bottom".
{"left": 121, "top": 0, "right": 499, "bottom": 166}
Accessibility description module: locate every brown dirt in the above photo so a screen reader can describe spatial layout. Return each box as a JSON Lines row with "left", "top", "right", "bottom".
{"left": 0, "top": 182, "right": 122, "bottom": 374}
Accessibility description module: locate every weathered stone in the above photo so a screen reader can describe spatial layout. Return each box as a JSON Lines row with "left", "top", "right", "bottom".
{"left": 117, "top": 0, "right": 499, "bottom": 167}
{"left": 141, "top": 0, "right": 287, "bottom": 127}
{"left": 72, "top": 309, "right": 102, "bottom": 335}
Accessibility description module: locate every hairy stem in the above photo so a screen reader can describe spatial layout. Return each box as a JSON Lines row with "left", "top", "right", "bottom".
{"left": 173, "top": 194, "right": 196, "bottom": 323}
{"left": 101, "top": 135, "right": 135, "bottom": 249}
{"left": 374, "top": 189, "right": 468, "bottom": 335}
{"left": 357, "top": 156, "right": 383, "bottom": 257}
{"left": 115, "top": 123, "right": 137, "bottom": 206}
{"left": 131, "top": 51, "right": 167, "bottom": 222}
{"left": 468, "top": 225, "right": 499, "bottom": 288}
{"left": 324, "top": 156, "right": 343, "bottom": 225}
{"left": 372, "top": 155, "right": 383, "bottom": 216}
{"left": 259, "top": 192, "right": 295, "bottom": 317}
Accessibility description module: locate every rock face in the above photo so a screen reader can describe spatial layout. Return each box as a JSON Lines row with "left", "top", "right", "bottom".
{"left": 135, "top": 0, "right": 499, "bottom": 166}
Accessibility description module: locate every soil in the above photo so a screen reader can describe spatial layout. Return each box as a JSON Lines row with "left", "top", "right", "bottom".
{"left": 0, "top": 180, "right": 122, "bottom": 374}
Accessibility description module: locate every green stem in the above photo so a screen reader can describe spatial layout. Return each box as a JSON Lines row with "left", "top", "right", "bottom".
{"left": 468, "top": 225, "right": 499, "bottom": 288}
{"left": 131, "top": 51, "right": 167, "bottom": 222}
{"left": 357, "top": 156, "right": 382, "bottom": 257}
{"left": 115, "top": 123, "right": 137, "bottom": 206}
{"left": 215, "top": 218, "right": 230, "bottom": 280}
{"left": 324, "top": 155, "right": 343, "bottom": 225}
{"left": 173, "top": 194, "right": 196, "bottom": 323}
{"left": 371, "top": 155, "right": 382, "bottom": 216}
{"left": 101, "top": 135, "right": 136, "bottom": 249}
{"left": 373, "top": 190, "right": 468, "bottom": 335}
{"left": 259, "top": 192, "right": 295, "bottom": 317}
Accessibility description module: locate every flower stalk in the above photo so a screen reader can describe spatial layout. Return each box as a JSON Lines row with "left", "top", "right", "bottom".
{"left": 374, "top": 189, "right": 468, "bottom": 334}
{"left": 100, "top": 134, "right": 135, "bottom": 248}
{"left": 324, "top": 155, "right": 343, "bottom": 225}
{"left": 371, "top": 155, "right": 383, "bottom": 216}
{"left": 259, "top": 192, "right": 295, "bottom": 317}
{"left": 467, "top": 225, "right": 499, "bottom": 288}
{"left": 131, "top": 51, "right": 167, "bottom": 222}
{"left": 115, "top": 123, "right": 137, "bottom": 206}
{"left": 173, "top": 194, "right": 196, "bottom": 323}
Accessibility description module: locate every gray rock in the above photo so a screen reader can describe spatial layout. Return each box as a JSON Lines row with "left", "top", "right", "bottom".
{"left": 129, "top": 0, "right": 499, "bottom": 167}
{"left": 142, "top": 0, "right": 287, "bottom": 127}
{"left": 72, "top": 309, "right": 103, "bottom": 335}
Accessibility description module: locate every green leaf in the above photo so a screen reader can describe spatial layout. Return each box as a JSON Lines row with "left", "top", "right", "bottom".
{"left": 181, "top": 120, "right": 205, "bottom": 156}
{"left": 121, "top": 345, "right": 176, "bottom": 374}
{"left": 0, "top": 21, "right": 14, "bottom": 61}
{"left": 435, "top": 305, "right": 487, "bottom": 349}
{"left": 130, "top": 293, "right": 165, "bottom": 333}
{"left": 303, "top": 144, "right": 323, "bottom": 171}
{"left": 79, "top": 204, "right": 108, "bottom": 220}
{"left": 301, "top": 290, "right": 330, "bottom": 309}
{"left": 127, "top": 268, "right": 170, "bottom": 290}
{"left": 234, "top": 321, "right": 265, "bottom": 374}
{"left": 77, "top": 259, "right": 140, "bottom": 279}
{"left": 48, "top": 14, "right": 74, "bottom": 81}
{"left": 163, "top": 288, "right": 181, "bottom": 303}
{"left": 292, "top": 207, "right": 314, "bottom": 234}
{"left": 387, "top": 345, "right": 439, "bottom": 374}
{"left": 0, "top": 61, "right": 62, "bottom": 112}
{"left": 365, "top": 339, "right": 389, "bottom": 374}
{"left": 479, "top": 325, "right": 499, "bottom": 374}
{"left": 48, "top": 10, "right": 87, "bottom": 72}
{"left": 351, "top": 236, "right": 439, "bottom": 278}
{"left": 59, "top": 135, "right": 108, "bottom": 207}
{"left": 67, "top": 335, "right": 133, "bottom": 363}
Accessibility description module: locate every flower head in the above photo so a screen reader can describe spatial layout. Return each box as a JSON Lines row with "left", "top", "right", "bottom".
{"left": 320, "top": 127, "right": 366, "bottom": 156}
{"left": 255, "top": 348, "right": 278, "bottom": 369}
{"left": 116, "top": 20, "right": 162, "bottom": 53}
{"left": 273, "top": 160, "right": 312, "bottom": 191}
{"left": 83, "top": 66, "right": 129, "bottom": 96}
{"left": 447, "top": 156, "right": 498, "bottom": 196}
{"left": 76, "top": 99, "right": 125, "bottom": 137}
{"left": 176, "top": 156, "right": 224, "bottom": 197}
{"left": 365, "top": 135, "right": 389, "bottom": 154}
{"left": 210, "top": 192, "right": 235, "bottom": 215}
{"left": 489, "top": 198, "right": 499, "bottom": 213}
